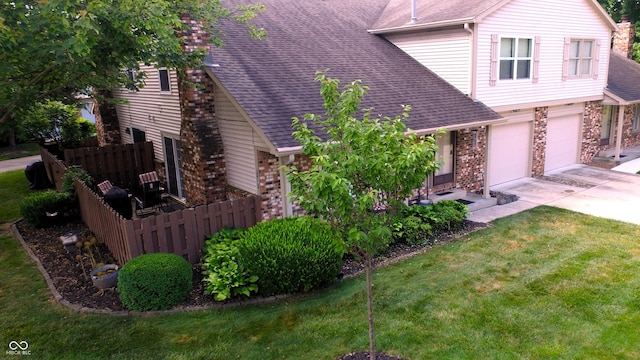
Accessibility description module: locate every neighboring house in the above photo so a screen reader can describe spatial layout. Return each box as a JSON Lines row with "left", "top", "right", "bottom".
{"left": 602, "top": 19, "right": 640, "bottom": 161}
{"left": 95, "top": 0, "right": 633, "bottom": 220}
{"left": 371, "top": 0, "right": 618, "bottom": 186}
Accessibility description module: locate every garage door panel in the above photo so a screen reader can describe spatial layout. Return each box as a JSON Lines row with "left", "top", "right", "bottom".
{"left": 489, "top": 122, "right": 531, "bottom": 186}
{"left": 544, "top": 115, "right": 580, "bottom": 172}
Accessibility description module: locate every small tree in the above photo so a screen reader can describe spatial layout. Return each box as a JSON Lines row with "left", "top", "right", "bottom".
{"left": 17, "top": 100, "right": 92, "bottom": 150}
{"left": 286, "top": 72, "right": 441, "bottom": 359}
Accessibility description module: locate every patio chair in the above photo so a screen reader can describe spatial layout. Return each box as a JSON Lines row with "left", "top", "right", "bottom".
{"left": 96, "top": 180, "right": 113, "bottom": 196}
{"left": 135, "top": 171, "right": 164, "bottom": 215}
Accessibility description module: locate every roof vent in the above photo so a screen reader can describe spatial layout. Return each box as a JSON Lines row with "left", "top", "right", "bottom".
{"left": 410, "top": 0, "right": 418, "bottom": 23}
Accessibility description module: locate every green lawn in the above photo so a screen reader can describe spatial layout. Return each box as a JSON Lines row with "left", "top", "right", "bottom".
{"left": 1, "top": 171, "right": 640, "bottom": 359}
{"left": 0, "top": 142, "right": 40, "bottom": 161}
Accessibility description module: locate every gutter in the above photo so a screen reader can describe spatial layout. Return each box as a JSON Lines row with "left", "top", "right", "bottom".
{"left": 275, "top": 117, "right": 505, "bottom": 156}
{"left": 368, "top": 18, "right": 476, "bottom": 35}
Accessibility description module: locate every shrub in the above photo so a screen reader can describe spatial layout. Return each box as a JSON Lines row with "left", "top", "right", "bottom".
{"left": 202, "top": 228, "right": 258, "bottom": 301}
{"left": 19, "top": 190, "right": 72, "bottom": 228}
{"left": 118, "top": 253, "right": 193, "bottom": 311}
{"left": 392, "top": 200, "right": 468, "bottom": 245}
{"left": 238, "top": 217, "right": 345, "bottom": 297}
{"left": 62, "top": 165, "right": 93, "bottom": 197}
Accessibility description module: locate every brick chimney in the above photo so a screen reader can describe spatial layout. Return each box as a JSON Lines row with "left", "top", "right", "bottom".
{"left": 613, "top": 14, "right": 635, "bottom": 59}
{"left": 177, "top": 15, "right": 227, "bottom": 206}
{"left": 93, "top": 89, "right": 122, "bottom": 146}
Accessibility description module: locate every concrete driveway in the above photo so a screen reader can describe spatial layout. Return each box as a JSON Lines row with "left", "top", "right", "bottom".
{"left": 467, "top": 164, "right": 640, "bottom": 225}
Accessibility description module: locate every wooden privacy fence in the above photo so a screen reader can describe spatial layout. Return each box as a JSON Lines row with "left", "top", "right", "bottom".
{"left": 75, "top": 179, "right": 262, "bottom": 265}
{"left": 64, "top": 142, "right": 155, "bottom": 191}
{"left": 40, "top": 142, "right": 155, "bottom": 192}
{"left": 40, "top": 146, "right": 67, "bottom": 191}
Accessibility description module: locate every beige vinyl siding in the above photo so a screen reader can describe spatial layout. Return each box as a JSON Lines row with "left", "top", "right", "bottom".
{"left": 215, "top": 86, "right": 260, "bottom": 195}
{"left": 113, "top": 65, "right": 181, "bottom": 161}
{"left": 476, "top": 0, "right": 611, "bottom": 108}
{"left": 386, "top": 29, "right": 472, "bottom": 95}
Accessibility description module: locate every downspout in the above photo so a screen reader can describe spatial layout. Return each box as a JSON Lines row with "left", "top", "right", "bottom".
{"left": 465, "top": 22, "right": 478, "bottom": 99}
{"left": 614, "top": 105, "right": 625, "bottom": 161}
{"left": 483, "top": 126, "right": 491, "bottom": 199}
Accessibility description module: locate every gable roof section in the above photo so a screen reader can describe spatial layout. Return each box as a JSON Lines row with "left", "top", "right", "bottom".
{"left": 605, "top": 52, "right": 640, "bottom": 104}
{"left": 207, "top": 0, "right": 501, "bottom": 152}
{"left": 369, "top": 0, "right": 617, "bottom": 34}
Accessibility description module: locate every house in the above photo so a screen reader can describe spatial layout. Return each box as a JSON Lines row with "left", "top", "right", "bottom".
{"left": 371, "top": 0, "right": 618, "bottom": 187}
{"left": 602, "top": 17, "right": 640, "bottom": 162}
{"left": 94, "top": 0, "right": 629, "bottom": 220}
{"left": 95, "top": 0, "right": 503, "bottom": 220}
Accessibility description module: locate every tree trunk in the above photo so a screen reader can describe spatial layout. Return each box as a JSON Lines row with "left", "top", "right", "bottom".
{"left": 366, "top": 253, "right": 376, "bottom": 360}
{"left": 8, "top": 127, "right": 17, "bottom": 151}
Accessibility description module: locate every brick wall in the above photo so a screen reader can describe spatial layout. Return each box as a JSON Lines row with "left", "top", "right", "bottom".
{"left": 531, "top": 107, "right": 548, "bottom": 177}
{"left": 93, "top": 90, "right": 122, "bottom": 146}
{"left": 177, "top": 15, "right": 227, "bottom": 206}
{"left": 257, "top": 151, "right": 282, "bottom": 220}
{"left": 581, "top": 101, "right": 603, "bottom": 163}
{"left": 455, "top": 128, "right": 487, "bottom": 194}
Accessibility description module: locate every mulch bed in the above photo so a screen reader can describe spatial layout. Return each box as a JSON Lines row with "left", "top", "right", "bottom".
{"left": 14, "top": 219, "right": 486, "bottom": 309}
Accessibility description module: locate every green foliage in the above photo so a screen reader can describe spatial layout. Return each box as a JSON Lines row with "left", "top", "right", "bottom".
{"left": 62, "top": 165, "right": 93, "bottom": 197}
{"left": 202, "top": 228, "right": 258, "bottom": 301}
{"left": 19, "top": 190, "right": 72, "bottom": 228}
{"left": 118, "top": 253, "right": 193, "bottom": 311}
{"left": 237, "top": 217, "right": 345, "bottom": 297}
{"left": 286, "top": 71, "right": 441, "bottom": 257}
{"left": 0, "top": 0, "right": 265, "bottom": 125}
{"left": 16, "top": 100, "right": 92, "bottom": 149}
{"left": 391, "top": 200, "right": 468, "bottom": 245}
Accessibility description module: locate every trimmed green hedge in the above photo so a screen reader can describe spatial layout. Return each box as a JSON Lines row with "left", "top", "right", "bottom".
{"left": 237, "top": 217, "right": 345, "bottom": 297}
{"left": 19, "top": 190, "right": 72, "bottom": 228}
{"left": 118, "top": 253, "right": 192, "bottom": 311}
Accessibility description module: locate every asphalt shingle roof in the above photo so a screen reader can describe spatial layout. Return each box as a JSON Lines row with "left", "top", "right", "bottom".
{"left": 370, "top": 0, "right": 504, "bottom": 31}
{"left": 607, "top": 52, "right": 640, "bottom": 103}
{"left": 208, "top": 0, "right": 501, "bottom": 150}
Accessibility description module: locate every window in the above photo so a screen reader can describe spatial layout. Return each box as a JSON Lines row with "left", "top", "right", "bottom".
{"left": 163, "top": 135, "right": 184, "bottom": 198}
{"left": 158, "top": 69, "right": 171, "bottom": 92}
{"left": 124, "top": 69, "right": 137, "bottom": 91}
{"left": 131, "top": 127, "right": 146, "bottom": 143}
{"left": 569, "top": 39, "right": 594, "bottom": 77}
{"left": 601, "top": 105, "right": 617, "bottom": 146}
{"left": 634, "top": 104, "right": 640, "bottom": 133}
{"left": 499, "top": 37, "right": 532, "bottom": 80}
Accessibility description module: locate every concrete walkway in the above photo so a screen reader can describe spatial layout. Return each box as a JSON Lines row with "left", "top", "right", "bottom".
{"left": 0, "top": 155, "right": 41, "bottom": 173}
{"left": 467, "top": 164, "right": 640, "bottom": 225}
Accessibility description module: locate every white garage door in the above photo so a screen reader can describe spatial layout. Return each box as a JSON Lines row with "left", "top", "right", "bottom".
{"left": 544, "top": 115, "right": 580, "bottom": 172}
{"left": 489, "top": 121, "right": 531, "bottom": 186}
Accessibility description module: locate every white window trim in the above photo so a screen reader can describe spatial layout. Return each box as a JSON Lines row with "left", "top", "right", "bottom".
{"left": 498, "top": 36, "right": 533, "bottom": 81}
{"left": 162, "top": 133, "right": 185, "bottom": 199}
{"left": 563, "top": 38, "right": 600, "bottom": 81}
{"left": 569, "top": 39, "right": 594, "bottom": 79}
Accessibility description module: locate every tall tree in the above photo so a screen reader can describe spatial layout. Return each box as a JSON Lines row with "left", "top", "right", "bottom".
{"left": 599, "top": 0, "right": 640, "bottom": 61}
{"left": 286, "top": 72, "right": 440, "bottom": 360}
{"left": 0, "top": 0, "right": 264, "bottom": 142}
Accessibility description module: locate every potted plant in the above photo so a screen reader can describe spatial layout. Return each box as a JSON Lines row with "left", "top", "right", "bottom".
{"left": 75, "top": 234, "right": 119, "bottom": 289}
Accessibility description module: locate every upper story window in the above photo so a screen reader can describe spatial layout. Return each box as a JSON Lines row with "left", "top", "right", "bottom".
{"left": 499, "top": 37, "right": 532, "bottom": 80}
{"left": 569, "top": 39, "right": 594, "bottom": 78}
{"left": 158, "top": 69, "right": 171, "bottom": 92}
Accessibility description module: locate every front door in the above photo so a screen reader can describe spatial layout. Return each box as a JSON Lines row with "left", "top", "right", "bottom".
{"left": 433, "top": 132, "right": 454, "bottom": 186}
